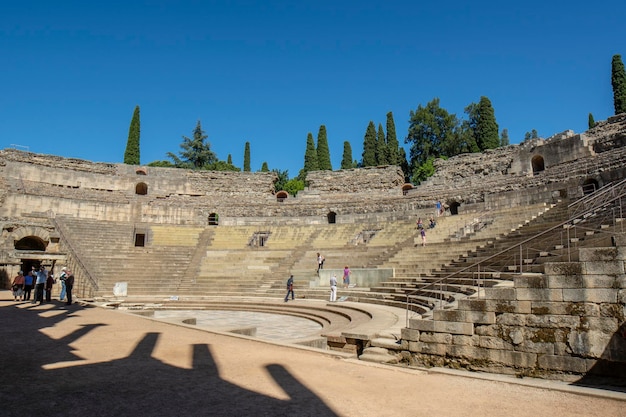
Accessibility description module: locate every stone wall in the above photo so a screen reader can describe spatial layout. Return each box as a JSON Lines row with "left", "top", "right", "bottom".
{"left": 398, "top": 246, "right": 626, "bottom": 379}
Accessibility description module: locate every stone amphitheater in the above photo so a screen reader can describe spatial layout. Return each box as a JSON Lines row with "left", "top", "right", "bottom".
{"left": 1, "top": 114, "right": 626, "bottom": 382}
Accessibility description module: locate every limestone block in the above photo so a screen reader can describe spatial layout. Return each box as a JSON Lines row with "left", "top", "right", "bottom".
{"left": 474, "top": 324, "right": 500, "bottom": 337}
{"left": 469, "top": 347, "right": 537, "bottom": 368}
{"left": 526, "top": 314, "right": 580, "bottom": 329}
{"left": 509, "top": 329, "right": 524, "bottom": 345}
{"left": 433, "top": 309, "right": 495, "bottom": 324}
{"left": 496, "top": 313, "right": 526, "bottom": 326}
{"left": 562, "top": 288, "right": 618, "bottom": 303}
{"left": 484, "top": 287, "right": 516, "bottom": 300}
{"left": 554, "top": 342, "right": 569, "bottom": 356}
{"left": 579, "top": 317, "right": 619, "bottom": 333}
{"left": 400, "top": 328, "right": 420, "bottom": 342}
{"left": 516, "top": 341, "right": 555, "bottom": 355}
{"left": 459, "top": 299, "right": 531, "bottom": 313}
{"left": 419, "top": 332, "right": 452, "bottom": 344}
{"left": 416, "top": 341, "right": 447, "bottom": 356}
{"left": 514, "top": 275, "right": 548, "bottom": 288}
{"left": 568, "top": 330, "right": 613, "bottom": 358}
{"left": 479, "top": 336, "right": 514, "bottom": 350}
{"left": 578, "top": 247, "right": 620, "bottom": 262}
{"left": 515, "top": 288, "right": 563, "bottom": 302}
{"left": 582, "top": 261, "right": 625, "bottom": 275}
{"left": 531, "top": 301, "right": 600, "bottom": 317}
{"left": 538, "top": 355, "right": 587, "bottom": 373}
{"left": 451, "top": 335, "right": 479, "bottom": 346}
{"left": 544, "top": 262, "right": 582, "bottom": 276}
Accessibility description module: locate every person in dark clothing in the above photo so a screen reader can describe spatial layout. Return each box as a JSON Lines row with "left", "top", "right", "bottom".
{"left": 65, "top": 273, "right": 75, "bottom": 305}
{"left": 284, "top": 275, "right": 294, "bottom": 302}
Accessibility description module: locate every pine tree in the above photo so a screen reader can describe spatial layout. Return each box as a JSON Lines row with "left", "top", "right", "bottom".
{"left": 123, "top": 105, "right": 141, "bottom": 165}
{"left": 303, "top": 132, "right": 319, "bottom": 175}
{"left": 385, "top": 112, "right": 400, "bottom": 165}
{"left": 475, "top": 96, "right": 499, "bottom": 150}
{"left": 500, "top": 129, "right": 509, "bottom": 147}
{"left": 167, "top": 120, "right": 216, "bottom": 169}
{"left": 588, "top": 113, "right": 596, "bottom": 129}
{"left": 243, "top": 141, "right": 251, "bottom": 172}
{"left": 376, "top": 123, "right": 388, "bottom": 165}
{"left": 612, "top": 54, "right": 626, "bottom": 115}
{"left": 362, "top": 121, "right": 377, "bottom": 167}
{"left": 316, "top": 125, "right": 332, "bottom": 170}
{"left": 341, "top": 141, "right": 353, "bottom": 169}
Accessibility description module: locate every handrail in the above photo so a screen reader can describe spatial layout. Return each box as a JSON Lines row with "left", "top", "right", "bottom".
{"left": 405, "top": 185, "right": 626, "bottom": 324}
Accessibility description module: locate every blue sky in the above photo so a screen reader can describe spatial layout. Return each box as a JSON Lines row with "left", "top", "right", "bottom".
{"left": 2, "top": 1, "right": 624, "bottom": 178}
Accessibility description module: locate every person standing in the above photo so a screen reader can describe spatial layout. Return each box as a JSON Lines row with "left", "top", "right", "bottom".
{"left": 65, "top": 272, "right": 74, "bottom": 305}
{"left": 12, "top": 271, "right": 25, "bottom": 301}
{"left": 436, "top": 200, "right": 442, "bottom": 217}
{"left": 329, "top": 274, "right": 337, "bottom": 302}
{"left": 342, "top": 266, "right": 351, "bottom": 289}
{"left": 23, "top": 270, "right": 34, "bottom": 301}
{"left": 316, "top": 253, "right": 325, "bottom": 274}
{"left": 34, "top": 266, "right": 47, "bottom": 304}
{"left": 45, "top": 271, "right": 54, "bottom": 303}
{"left": 284, "top": 275, "right": 294, "bottom": 302}
{"left": 420, "top": 228, "right": 427, "bottom": 246}
{"left": 59, "top": 267, "right": 68, "bottom": 301}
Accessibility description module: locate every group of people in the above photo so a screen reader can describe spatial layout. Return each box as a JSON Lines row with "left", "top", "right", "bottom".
{"left": 11, "top": 265, "right": 74, "bottom": 305}
{"left": 416, "top": 215, "right": 438, "bottom": 247}
{"left": 285, "top": 258, "right": 352, "bottom": 303}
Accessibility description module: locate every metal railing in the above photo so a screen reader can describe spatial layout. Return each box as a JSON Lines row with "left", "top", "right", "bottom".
{"left": 404, "top": 183, "right": 626, "bottom": 326}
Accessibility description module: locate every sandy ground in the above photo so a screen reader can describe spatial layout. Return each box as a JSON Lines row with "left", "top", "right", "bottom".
{"left": 1, "top": 292, "right": 624, "bottom": 417}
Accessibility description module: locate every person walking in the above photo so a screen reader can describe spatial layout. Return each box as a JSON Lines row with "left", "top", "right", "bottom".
{"left": 12, "top": 271, "right": 25, "bottom": 301}
{"left": 45, "top": 271, "right": 54, "bottom": 303}
{"left": 316, "top": 253, "right": 325, "bottom": 274}
{"left": 329, "top": 274, "right": 337, "bottom": 302}
{"left": 284, "top": 275, "right": 294, "bottom": 302}
{"left": 65, "top": 272, "right": 75, "bottom": 305}
{"left": 342, "top": 266, "right": 351, "bottom": 289}
{"left": 420, "top": 228, "right": 427, "bottom": 246}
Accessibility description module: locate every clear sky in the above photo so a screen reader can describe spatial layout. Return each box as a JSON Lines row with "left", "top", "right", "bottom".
{"left": 2, "top": 1, "right": 624, "bottom": 178}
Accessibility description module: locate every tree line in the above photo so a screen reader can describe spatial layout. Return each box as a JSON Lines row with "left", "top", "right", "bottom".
{"left": 123, "top": 54, "right": 626, "bottom": 192}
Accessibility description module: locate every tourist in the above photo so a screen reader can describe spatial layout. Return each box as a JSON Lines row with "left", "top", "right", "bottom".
{"left": 33, "top": 265, "right": 47, "bottom": 304}
{"left": 416, "top": 217, "right": 423, "bottom": 229}
{"left": 330, "top": 274, "right": 337, "bottom": 302}
{"left": 420, "top": 228, "right": 426, "bottom": 246}
{"left": 429, "top": 216, "right": 436, "bottom": 229}
{"left": 12, "top": 271, "right": 25, "bottom": 301}
{"left": 23, "top": 270, "right": 34, "bottom": 301}
{"left": 436, "top": 200, "right": 442, "bottom": 217}
{"left": 284, "top": 275, "right": 294, "bottom": 302}
{"left": 45, "top": 271, "right": 54, "bottom": 303}
{"left": 59, "top": 267, "right": 68, "bottom": 301}
{"left": 342, "top": 266, "right": 351, "bottom": 289}
{"left": 65, "top": 272, "right": 74, "bottom": 305}
{"left": 317, "top": 253, "right": 325, "bottom": 274}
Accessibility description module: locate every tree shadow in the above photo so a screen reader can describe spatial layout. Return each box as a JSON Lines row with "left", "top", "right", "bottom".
{"left": 0, "top": 295, "right": 338, "bottom": 417}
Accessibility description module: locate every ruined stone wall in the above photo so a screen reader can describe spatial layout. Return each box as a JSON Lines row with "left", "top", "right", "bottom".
{"left": 305, "top": 165, "right": 405, "bottom": 194}
{"left": 399, "top": 246, "right": 626, "bottom": 379}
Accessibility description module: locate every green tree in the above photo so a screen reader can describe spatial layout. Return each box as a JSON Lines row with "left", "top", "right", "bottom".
{"left": 376, "top": 123, "right": 388, "bottom": 165}
{"left": 243, "top": 141, "right": 251, "bottom": 172}
{"left": 341, "top": 141, "right": 353, "bottom": 169}
{"left": 123, "top": 105, "right": 141, "bottom": 165}
{"left": 316, "top": 125, "right": 332, "bottom": 170}
{"left": 272, "top": 169, "right": 289, "bottom": 192}
{"left": 588, "top": 113, "right": 596, "bottom": 129}
{"left": 612, "top": 54, "right": 626, "bottom": 115}
{"left": 167, "top": 120, "right": 217, "bottom": 169}
{"left": 300, "top": 132, "right": 319, "bottom": 180}
{"left": 500, "top": 128, "right": 510, "bottom": 147}
{"left": 227, "top": 154, "right": 233, "bottom": 165}
{"left": 362, "top": 121, "right": 377, "bottom": 167}
{"left": 475, "top": 96, "right": 499, "bottom": 150}
{"left": 206, "top": 160, "right": 240, "bottom": 171}
{"left": 284, "top": 178, "right": 305, "bottom": 196}
{"left": 406, "top": 98, "right": 459, "bottom": 181}
{"left": 385, "top": 112, "right": 400, "bottom": 166}
{"left": 260, "top": 162, "right": 269, "bottom": 172}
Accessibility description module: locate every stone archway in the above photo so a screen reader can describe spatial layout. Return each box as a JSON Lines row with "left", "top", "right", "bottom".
{"left": 531, "top": 155, "right": 545, "bottom": 174}
{"left": 402, "top": 183, "right": 413, "bottom": 196}
{"left": 135, "top": 182, "right": 148, "bottom": 195}
{"left": 276, "top": 191, "right": 288, "bottom": 202}
{"left": 449, "top": 201, "right": 461, "bottom": 216}
{"left": 582, "top": 178, "right": 600, "bottom": 195}
{"left": 327, "top": 211, "right": 337, "bottom": 224}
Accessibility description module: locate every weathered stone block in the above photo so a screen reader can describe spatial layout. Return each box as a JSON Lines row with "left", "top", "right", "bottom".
{"left": 568, "top": 330, "right": 613, "bottom": 358}
{"left": 579, "top": 317, "right": 619, "bottom": 333}
{"left": 562, "top": 288, "right": 618, "bottom": 303}
{"left": 516, "top": 288, "right": 563, "bottom": 302}
{"left": 526, "top": 314, "right": 580, "bottom": 328}
{"left": 416, "top": 341, "right": 447, "bottom": 356}
{"left": 479, "top": 336, "right": 514, "bottom": 350}
{"left": 410, "top": 319, "right": 474, "bottom": 335}
{"left": 400, "top": 327, "right": 420, "bottom": 342}
{"left": 419, "top": 332, "right": 452, "bottom": 344}
{"left": 484, "top": 287, "right": 516, "bottom": 300}
{"left": 578, "top": 247, "right": 620, "bottom": 262}
{"left": 545, "top": 262, "right": 582, "bottom": 276}
{"left": 515, "top": 341, "right": 555, "bottom": 355}
{"left": 582, "top": 261, "right": 625, "bottom": 275}
{"left": 515, "top": 275, "right": 548, "bottom": 288}
{"left": 484, "top": 348, "right": 537, "bottom": 368}
{"left": 458, "top": 299, "right": 531, "bottom": 314}
{"left": 538, "top": 355, "right": 587, "bottom": 373}
{"left": 474, "top": 324, "right": 501, "bottom": 337}
{"left": 433, "top": 309, "right": 495, "bottom": 324}
{"left": 496, "top": 313, "right": 526, "bottom": 326}
{"left": 451, "top": 335, "right": 478, "bottom": 346}
{"left": 530, "top": 301, "right": 599, "bottom": 316}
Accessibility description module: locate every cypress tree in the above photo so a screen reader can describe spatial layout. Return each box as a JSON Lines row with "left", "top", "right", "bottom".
{"left": 612, "top": 54, "right": 626, "bottom": 115}
{"left": 588, "top": 113, "right": 596, "bottom": 129}
{"left": 341, "top": 141, "right": 353, "bottom": 169}
{"left": 362, "top": 121, "right": 377, "bottom": 167}
{"left": 260, "top": 162, "right": 269, "bottom": 172}
{"left": 376, "top": 123, "right": 388, "bottom": 165}
{"left": 123, "top": 105, "right": 141, "bottom": 165}
{"left": 475, "top": 96, "right": 499, "bottom": 150}
{"left": 303, "top": 132, "right": 319, "bottom": 174}
{"left": 243, "top": 141, "right": 251, "bottom": 172}
{"left": 227, "top": 154, "right": 233, "bottom": 164}
{"left": 385, "top": 112, "right": 399, "bottom": 165}
{"left": 500, "top": 128, "right": 510, "bottom": 147}
{"left": 316, "top": 125, "right": 332, "bottom": 170}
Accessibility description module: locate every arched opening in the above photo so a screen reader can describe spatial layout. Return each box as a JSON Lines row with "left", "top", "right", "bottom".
{"left": 276, "top": 190, "right": 288, "bottom": 202}
{"left": 402, "top": 183, "right": 413, "bottom": 196}
{"left": 582, "top": 178, "right": 600, "bottom": 195}
{"left": 208, "top": 213, "right": 219, "bottom": 226}
{"left": 449, "top": 201, "right": 461, "bottom": 216}
{"left": 531, "top": 155, "right": 545, "bottom": 174}
{"left": 327, "top": 211, "right": 337, "bottom": 224}
{"left": 135, "top": 182, "right": 148, "bottom": 195}
{"left": 14, "top": 236, "right": 46, "bottom": 251}
{"left": 135, "top": 168, "right": 147, "bottom": 175}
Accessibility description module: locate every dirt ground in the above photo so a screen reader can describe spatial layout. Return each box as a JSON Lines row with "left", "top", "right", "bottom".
{"left": 1, "top": 291, "right": 624, "bottom": 417}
